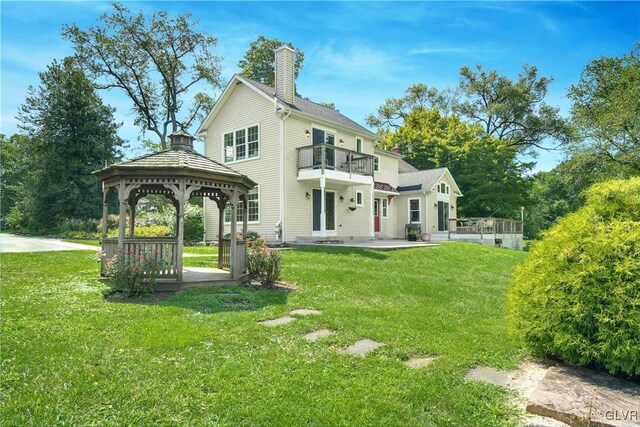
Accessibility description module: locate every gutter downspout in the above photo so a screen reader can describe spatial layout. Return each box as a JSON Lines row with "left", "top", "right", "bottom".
{"left": 277, "top": 103, "right": 291, "bottom": 244}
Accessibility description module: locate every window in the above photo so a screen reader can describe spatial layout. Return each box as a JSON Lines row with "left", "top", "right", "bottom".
{"left": 382, "top": 198, "right": 388, "bottom": 218}
{"left": 355, "top": 190, "right": 363, "bottom": 206}
{"left": 223, "top": 125, "right": 259, "bottom": 163}
{"left": 409, "top": 198, "right": 420, "bottom": 223}
{"left": 224, "top": 186, "right": 259, "bottom": 223}
{"left": 356, "top": 137, "right": 363, "bottom": 153}
{"left": 438, "top": 182, "right": 449, "bottom": 194}
{"left": 374, "top": 156, "right": 380, "bottom": 172}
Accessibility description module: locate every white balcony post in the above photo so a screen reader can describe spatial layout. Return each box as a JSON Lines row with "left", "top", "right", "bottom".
{"left": 320, "top": 177, "right": 326, "bottom": 238}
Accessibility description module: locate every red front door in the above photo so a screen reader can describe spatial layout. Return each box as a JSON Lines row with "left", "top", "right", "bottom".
{"left": 374, "top": 198, "right": 380, "bottom": 232}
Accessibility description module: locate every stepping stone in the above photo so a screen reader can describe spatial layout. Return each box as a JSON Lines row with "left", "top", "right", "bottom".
{"left": 465, "top": 366, "right": 515, "bottom": 388}
{"left": 527, "top": 366, "right": 640, "bottom": 427}
{"left": 341, "top": 339, "right": 383, "bottom": 356}
{"left": 303, "top": 329, "right": 334, "bottom": 341}
{"left": 404, "top": 356, "right": 439, "bottom": 369}
{"left": 290, "top": 308, "right": 322, "bottom": 316}
{"left": 258, "top": 316, "right": 295, "bottom": 327}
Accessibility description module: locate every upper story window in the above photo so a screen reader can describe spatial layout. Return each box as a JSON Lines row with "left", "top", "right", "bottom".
{"left": 438, "top": 182, "right": 450, "bottom": 194}
{"left": 355, "top": 190, "right": 364, "bottom": 206}
{"left": 374, "top": 156, "right": 380, "bottom": 172}
{"left": 224, "top": 186, "right": 259, "bottom": 223}
{"left": 356, "top": 137, "right": 363, "bottom": 153}
{"left": 382, "top": 198, "right": 388, "bottom": 217}
{"left": 224, "top": 124, "right": 259, "bottom": 163}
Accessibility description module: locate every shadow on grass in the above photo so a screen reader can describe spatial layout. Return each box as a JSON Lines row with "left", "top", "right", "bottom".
{"left": 154, "top": 285, "right": 289, "bottom": 314}
{"left": 293, "top": 246, "right": 389, "bottom": 260}
{"left": 107, "top": 285, "right": 290, "bottom": 314}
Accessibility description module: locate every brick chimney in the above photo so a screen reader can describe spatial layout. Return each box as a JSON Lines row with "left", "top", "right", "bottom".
{"left": 275, "top": 45, "right": 295, "bottom": 104}
{"left": 391, "top": 145, "right": 401, "bottom": 154}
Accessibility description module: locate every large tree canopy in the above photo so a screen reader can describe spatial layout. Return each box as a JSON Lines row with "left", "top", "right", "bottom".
{"left": 457, "top": 64, "right": 571, "bottom": 152}
{"left": 9, "top": 58, "right": 124, "bottom": 231}
{"left": 379, "top": 109, "right": 532, "bottom": 218}
{"left": 568, "top": 42, "right": 640, "bottom": 171}
{"left": 63, "top": 2, "right": 222, "bottom": 149}
{"left": 367, "top": 65, "right": 570, "bottom": 154}
{"left": 238, "top": 36, "right": 305, "bottom": 89}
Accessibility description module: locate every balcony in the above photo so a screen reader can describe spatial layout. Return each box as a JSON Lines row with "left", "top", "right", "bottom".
{"left": 296, "top": 144, "right": 375, "bottom": 185}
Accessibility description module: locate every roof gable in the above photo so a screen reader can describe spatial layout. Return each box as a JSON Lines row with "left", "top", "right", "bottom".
{"left": 398, "top": 167, "right": 462, "bottom": 195}
{"left": 198, "top": 74, "right": 377, "bottom": 139}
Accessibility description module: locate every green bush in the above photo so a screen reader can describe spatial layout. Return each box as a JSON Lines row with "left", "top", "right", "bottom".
{"left": 105, "top": 248, "right": 165, "bottom": 297}
{"left": 508, "top": 178, "right": 640, "bottom": 376}
{"left": 183, "top": 204, "right": 203, "bottom": 242}
{"left": 246, "top": 237, "right": 283, "bottom": 287}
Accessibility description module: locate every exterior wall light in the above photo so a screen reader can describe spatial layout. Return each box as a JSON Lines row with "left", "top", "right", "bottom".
{"left": 305, "top": 130, "right": 311, "bottom": 138}
{"left": 305, "top": 191, "right": 311, "bottom": 199}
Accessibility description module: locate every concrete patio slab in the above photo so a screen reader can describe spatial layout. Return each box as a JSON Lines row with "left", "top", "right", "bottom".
{"left": 465, "top": 366, "right": 516, "bottom": 388}
{"left": 341, "top": 339, "right": 383, "bottom": 356}
{"left": 404, "top": 356, "right": 439, "bottom": 369}
{"left": 258, "top": 317, "right": 296, "bottom": 327}
{"left": 290, "top": 309, "right": 322, "bottom": 316}
{"left": 303, "top": 329, "right": 335, "bottom": 341}
{"left": 289, "top": 240, "right": 439, "bottom": 251}
{"left": 526, "top": 366, "right": 640, "bottom": 427}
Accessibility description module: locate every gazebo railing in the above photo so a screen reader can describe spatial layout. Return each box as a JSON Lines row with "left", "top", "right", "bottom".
{"left": 221, "top": 239, "right": 231, "bottom": 269}
{"left": 101, "top": 237, "right": 179, "bottom": 278}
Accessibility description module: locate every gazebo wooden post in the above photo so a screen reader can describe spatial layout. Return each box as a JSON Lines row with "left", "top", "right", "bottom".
{"left": 229, "top": 189, "right": 238, "bottom": 279}
{"left": 101, "top": 188, "right": 110, "bottom": 241}
{"left": 128, "top": 199, "right": 136, "bottom": 237}
{"left": 241, "top": 194, "right": 248, "bottom": 240}
{"left": 176, "top": 178, "right": 186, "bottom": 283}
{"left": 217, "top": 196, "right": 225, "bottom": 269}
{"left": 117, "top": 179, "right": 127, "bottom": 251}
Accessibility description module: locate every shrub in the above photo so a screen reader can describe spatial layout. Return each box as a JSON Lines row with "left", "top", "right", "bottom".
{"left": 105, "top": 248, "right": 165, "bottom": 297}
{"left": 507, "top": 178, "right": 640, "bottom": 376}
{"left": 246, "top": 237, "right": 283, "bottom": 287}
{"left": 134, "top": 225, "right": 172, "bottom": 237}
{"left": 224, "top": 230, "right": 260, "bottom": 241}
{"left": 183, "top": 203, "right": 203, "bottom": 242}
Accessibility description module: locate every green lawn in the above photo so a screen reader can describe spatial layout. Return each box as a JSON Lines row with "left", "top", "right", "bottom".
{"left": 2, "top": 243, "right": 528, "bottom": 426}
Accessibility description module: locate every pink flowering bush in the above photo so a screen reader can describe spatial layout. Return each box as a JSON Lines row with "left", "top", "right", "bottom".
{"left": 105, "top": 248, "right": 165, "bottom": 296}
{"left": 246, "top": 238, "right": 283, "bottom": 286}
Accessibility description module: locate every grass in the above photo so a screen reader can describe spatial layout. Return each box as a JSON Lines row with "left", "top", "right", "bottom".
{"left": 62, "top": 238, "right": 101, "bottom": 246}
{"left": 2, "top": 243, "right": 528, "bottom": 426}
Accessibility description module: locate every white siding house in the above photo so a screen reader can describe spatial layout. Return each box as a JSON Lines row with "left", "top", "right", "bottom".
{"left": 197, "top": 45, "right": 464, "bottom": 244}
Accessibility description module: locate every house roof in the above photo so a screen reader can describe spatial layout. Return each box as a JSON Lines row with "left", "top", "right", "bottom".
{"left": 374, "top": 181, "right": 399, "bottom": 193}
{"left": 94, "top": 147, "right": 256, "bottom": 189}
{"left": 198, "top": 74, "right": 377, "bottom": 139}
{"left": 397, "top": 167, "right": 462, "bottom": 195}
{"left": 398, "top": 158, "right": 419, "bottom": 173}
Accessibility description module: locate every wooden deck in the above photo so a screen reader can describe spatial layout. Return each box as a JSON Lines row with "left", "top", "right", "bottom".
{"left": 155, "top": 267, "right": 250, "bottom": 291}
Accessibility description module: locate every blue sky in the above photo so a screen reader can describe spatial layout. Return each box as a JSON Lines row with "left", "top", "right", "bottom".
{"left": 2, "top": 1, "right": 638, "bottom": 171}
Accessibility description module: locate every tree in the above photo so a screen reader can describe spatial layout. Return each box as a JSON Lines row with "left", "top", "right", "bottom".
{"left": 365, "top": 83, "right": 456, "bottom": 131}
{"left": 0, "top": 134, "right": 30, "bottom": 223}
{"left": 12, "top": 57, "right": 124, "bottom": 231}
{"left": 378, "top": 109, "right": 532, "bottom": 218}
{"left": 63, "top": 2, "right": 222, "bottom": 149}
{"left": 457, "top": 64, "right": 571, "bottom": 152}
{"left": 568, "top": 43, "right": 640, "bottom": 171}
{"left": 238, "top": 36, "right": 304, "bottom": 89}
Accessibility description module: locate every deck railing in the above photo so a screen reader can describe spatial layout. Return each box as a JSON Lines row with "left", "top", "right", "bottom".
{"left": 451, "top": 218, "right": 523, "bottom": 235}
{"left": 297, "top": 144, "right": 374, "bottom": 177}
{"left": 101, "top": 238, "right": 179, "bottom": 278}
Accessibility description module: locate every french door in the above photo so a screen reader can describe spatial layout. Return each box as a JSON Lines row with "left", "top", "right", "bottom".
{"left": 312, "top": 189, "right": 336, "bottom": 235}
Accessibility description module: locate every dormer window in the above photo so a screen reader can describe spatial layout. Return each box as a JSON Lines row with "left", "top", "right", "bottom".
{"left": 356, "top": 137, "right": 363, "bottom": 153}
{"left": 438, "top": 182, "right": 449, "bottom": 194}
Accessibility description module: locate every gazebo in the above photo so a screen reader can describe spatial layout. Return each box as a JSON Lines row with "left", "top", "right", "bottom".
{"left": 94, "top": 131, "right": 257, "bottom": 289}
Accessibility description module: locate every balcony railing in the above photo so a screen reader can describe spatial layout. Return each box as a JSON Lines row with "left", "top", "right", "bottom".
{"left": 297, "top": 144, "right": 375, "bottom": 177}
